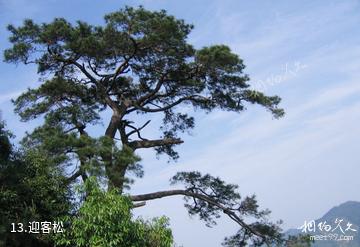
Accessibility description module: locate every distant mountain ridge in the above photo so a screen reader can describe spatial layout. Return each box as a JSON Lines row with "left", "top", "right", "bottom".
{"left": 286, "top": 201, "right": 360, "bottom": 247}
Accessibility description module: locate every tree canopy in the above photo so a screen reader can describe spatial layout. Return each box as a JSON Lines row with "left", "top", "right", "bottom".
{"left": 3, "top": 6, "right": 291, "bottom": 246}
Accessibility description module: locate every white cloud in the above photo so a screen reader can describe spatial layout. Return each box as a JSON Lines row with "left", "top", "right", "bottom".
{"left": 0, "top": 91, "right": 21, "bottom": 105}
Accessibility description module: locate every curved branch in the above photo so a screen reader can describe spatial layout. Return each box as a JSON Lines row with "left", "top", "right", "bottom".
{"left": 66, "top": 169, "right": 82, "bottom": 184}
{"left": 126, "top": 120, "right": 151, "bottom": 140}
{"left": 134, "top": 95, "right": 211, "bottom": 113}
{"left": 136, "top": 72, "right": 169, "bottom": 105}
{"left": 66, "top": 168, "right": 88, "bottom": 184}
{"left": 87, "top": 60, "right": 109, "bottom": 78}
{"left": 112, "top": 36, "right": 138, "bottom": 80}
{"left": 134, "top": 96, "right": 190, "bottom": 113}
{"left": 50, "top": 53, "right": 98, "bottom": 86}
{"left": 130, "top": 189, "right": 271, "bottom": 245}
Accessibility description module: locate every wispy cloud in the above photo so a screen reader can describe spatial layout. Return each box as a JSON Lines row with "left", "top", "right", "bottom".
{"left": 130, "top": 3, "right": 360, "bottom": 245}
{"left": 1, "top": 1, "right": 360, "bottom": 246}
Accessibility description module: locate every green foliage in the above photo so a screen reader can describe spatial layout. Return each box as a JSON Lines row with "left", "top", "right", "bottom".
{"left": 13, "top": 77, "right": 101, "bottom": 123}
{"left": 222, "top": 221, "right": 283, "bottom": 247}
{"left": 54, "top": 177, "right": 173, "bottom": 247}
{"left": 171, "top": 171, "right": 241, "bottom": 226}
{"left": 0, "top": 121, "right": 72, "bottom": 247}
{"left": 4, "top": 6, "right": 284, "bottom": 161}
{"left": 22, "top": 123, "right": 142, "bottom": 189}
{"left": 0, "top": 120, "right": 12, "bottom": 161}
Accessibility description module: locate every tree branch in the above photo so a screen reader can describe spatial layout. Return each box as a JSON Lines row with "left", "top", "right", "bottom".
{"left": 136, "top": 72, "right": 168, "bottom": 105}
{"left": 134, "top": 95, "right": 211, "bottom": 113}
{"left": 87, "top": 59, "right": 109, "bottom": 78}
{"left": 128, "top": 137, "right": 183, "bottom": 150}
{"left": 66, "top": 169, "right": 82, "bottom": 184}
{"left": 126, "top": 120, "right": 151, "bottom": 140}
{"left": 112, "top": 36, "right": 138, "bottom": 80}
{"left": 134, "top": 97, "right": 190, "bottom": 113}
{"left": 130, "top": 189, "right": 271, "bottom": 245}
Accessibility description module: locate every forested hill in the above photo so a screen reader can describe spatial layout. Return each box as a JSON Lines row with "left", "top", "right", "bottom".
{"left": 286, "top": 201, "right": 360, "bottom": 246}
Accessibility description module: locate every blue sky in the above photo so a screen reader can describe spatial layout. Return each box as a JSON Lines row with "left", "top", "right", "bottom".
{"left": 1, "top": 0, "right": 360, "bottom": 246}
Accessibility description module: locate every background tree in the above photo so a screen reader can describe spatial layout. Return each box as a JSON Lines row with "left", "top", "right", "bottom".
{"left": 0, "top": 118, "right": 72, "bottom": 247}
{"left": 4, "top": 6, "right": 286, "bottom": 246}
